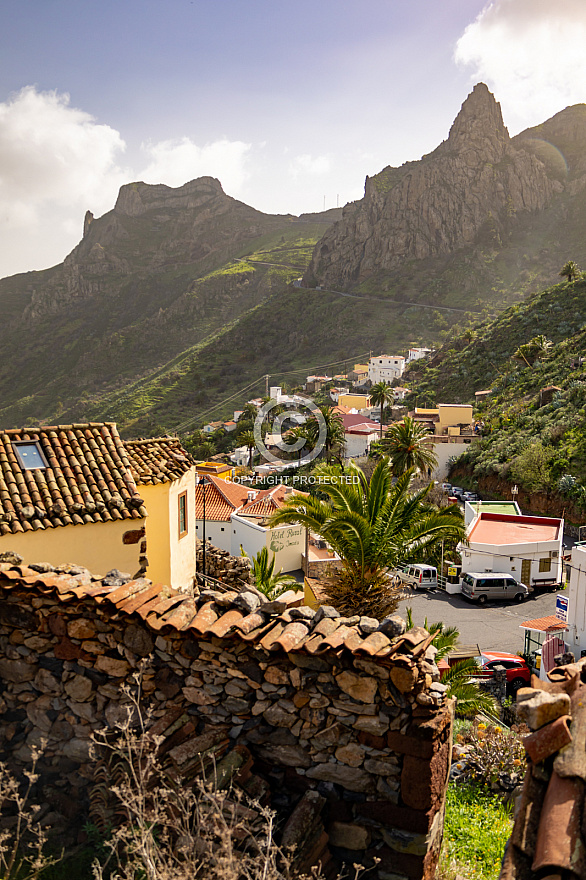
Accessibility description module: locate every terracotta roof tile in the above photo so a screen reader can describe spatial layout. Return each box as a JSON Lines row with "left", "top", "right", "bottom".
{"left": 125, "top": 437, "right": 195, "bottom": 484}
{"left": 195, "top": 476, "right": 250, "bottom": 522}
{"left": 0, "top": 563, "right": 428, "bottom": 673}
{"left": 207, "top": 609, "right": 245, "bottom": 638}
{"left": 0, "top": 423, "right": 146, "bottom": 533}
{"left": 272, "top": 621, "right": 310, "bottom": 652}
{"left": 188, "top": 602, "right": 219, "bottom": 635}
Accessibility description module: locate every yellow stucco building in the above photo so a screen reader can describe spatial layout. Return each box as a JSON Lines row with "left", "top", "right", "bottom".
{"left": 0, "top": 424, "right": 196, "bottom": 592}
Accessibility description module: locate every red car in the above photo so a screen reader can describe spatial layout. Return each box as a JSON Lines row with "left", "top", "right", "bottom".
{"left": 477, "top": 650, "right": 531, "bottom": 695}
{"left": 439, "top": 648, "right": 531, "bottom": 696}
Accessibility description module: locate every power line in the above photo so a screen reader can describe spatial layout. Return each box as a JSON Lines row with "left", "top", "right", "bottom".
{"left": 172, "top": 349, "right": 373, "bottom": 434}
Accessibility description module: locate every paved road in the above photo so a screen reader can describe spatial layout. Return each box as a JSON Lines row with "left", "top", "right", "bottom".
{"left": 396, "top": 586, "right": 560, "bottom": 655}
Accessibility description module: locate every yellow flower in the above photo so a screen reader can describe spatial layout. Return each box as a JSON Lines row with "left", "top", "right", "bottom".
{"left": 494, "top": 726, "right": 502, "bottom": 733}
{"left": 478, "top": 722, "right": 486, "bottom": 730}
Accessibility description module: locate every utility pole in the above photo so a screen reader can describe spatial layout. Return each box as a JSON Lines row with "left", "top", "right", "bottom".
{"left": 265, "top": 374, "right": 269, "bottom": 397}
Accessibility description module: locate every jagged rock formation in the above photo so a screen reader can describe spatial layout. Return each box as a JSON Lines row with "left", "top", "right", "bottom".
{"left": 306, "top": 84, "right": 563, "bottom": 288}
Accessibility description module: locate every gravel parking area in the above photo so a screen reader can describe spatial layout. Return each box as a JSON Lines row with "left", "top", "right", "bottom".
{"left": 396, "top": 586, "right": 561, "bottom": 654}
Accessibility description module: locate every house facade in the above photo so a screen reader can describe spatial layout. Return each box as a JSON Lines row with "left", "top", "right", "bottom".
{"left": 125, "top": 437, "right": 197, "bottom": 590}
{"left": 565, "top": 543, "right": 586, "bottom": 658}
{"left": 195, "top": 479, "right": 306, "bottom": 572}
{"left": 458, "top": 512, "right": 564, "bottom": 592}
{"left": 0, "top": 424, "right": 197, "bottom": 591}
{"left": 0, "top": 423, "right": 147, "bottom": 576}
{"left": 368, "top": 355, "right": 406, "bottom": 385}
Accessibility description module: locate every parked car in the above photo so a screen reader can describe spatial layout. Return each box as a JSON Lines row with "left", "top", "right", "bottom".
{"left": 476, "top": 650, "right": 531, "bottom": 696}
{"left": 439, "top": 647, "right": 531, "bottom": 696}
{"left": 441, "top": 482, "right": 452, "bottom": 492}
{"left": 462, "top": 491, "right": 480, "bottom": 502}
{"left": 461, "top": 572, "right": 530, "bottom": 604}
{"left": 451, "top": 486, "right": 464, "bottom": 499}
{"left": 398, "top": 564, "right": 438, "bottom": 590}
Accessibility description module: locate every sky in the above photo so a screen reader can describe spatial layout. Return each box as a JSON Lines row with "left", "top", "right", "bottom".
{"left": 1, "top": 0, "right": 586, "bottom": 279}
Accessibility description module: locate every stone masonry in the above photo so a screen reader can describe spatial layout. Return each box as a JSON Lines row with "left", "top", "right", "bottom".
{"left": 0, "top": 560, "right": 453, "bottom": 880}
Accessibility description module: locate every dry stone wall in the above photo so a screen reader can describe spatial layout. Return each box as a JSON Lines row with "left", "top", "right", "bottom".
{"left": 0, "top": 561, "right": 453, "bottom": 880}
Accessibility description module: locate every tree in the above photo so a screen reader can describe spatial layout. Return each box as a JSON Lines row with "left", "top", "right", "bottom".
{"left": 270, "top": 458, "right": 465, "bottom": 618}
{"left": 239, "top": 402, "right": 259, "bottom": 424}
{"left": 512, "top": 334, "right": 553, "bottom": 368}
{"left": 379, "top": 416, "right": 438, "bottom": 477}
{"left": 370, "top": 381, "right": 395, "bottom": 439}
{"left": 307, "top": 406, "right": 345, "bottom": 464}
{"left": 244, "top": 546, "right": 298, "bottom": 600}
{"left": 560, "top": 260, "right": 580, "bottom": 283}
{"left": 238, "top": 430, "right": 257, "bottom": 467}
{"left": 284, "top": 425, "right": 314, "bottom": 464}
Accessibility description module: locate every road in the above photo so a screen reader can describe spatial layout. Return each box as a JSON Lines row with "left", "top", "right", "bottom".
{"left": 396, "top": 586, "right": 560, "bottom": 655}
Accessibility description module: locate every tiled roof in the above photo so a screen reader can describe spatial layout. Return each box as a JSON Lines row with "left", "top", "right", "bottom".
{"left": 520, "top": 615, "right": 568, "bottom": 633}
{"left": 125, "top": 437, "right": 194, "bottom": 484}
{"left": 0, "top": 561, "right": 426, "bottom": 665}
{"left": 195, "top": 475, "right": 250, "bottom": 522}
{"left": 0, "top": 423, "right": 147, "bottom": 535}
{"left": 238, "top": 485, "right": 292, "bottom": 517}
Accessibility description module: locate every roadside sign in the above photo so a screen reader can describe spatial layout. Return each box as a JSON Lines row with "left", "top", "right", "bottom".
{"left": 556, "top": 594, "right": 568, "bottom": 622}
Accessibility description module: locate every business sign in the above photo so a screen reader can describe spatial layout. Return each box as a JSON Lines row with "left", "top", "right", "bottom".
{"left": 556, "top": 594, "right": 568, "bottom": 622}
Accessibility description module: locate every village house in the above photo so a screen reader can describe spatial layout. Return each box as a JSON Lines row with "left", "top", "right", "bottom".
{"left": 337, "top": 392, "right": 371, "bottom": 411}
{"left": 368, "top": 355, "right": 405, "bottom": 385}
{"left": 347, "top": 363, "right": 369, "bottom": 386}
{"left": 337, "top": 412, "right": 382, "bottom": 459}
{"left": 406, "top": 347, "right": 433, "bottom": 364}
{"left": 195, "top": 478, "right": 306, "bottom": 572}
{"left": 457, "top": 511, "right": 564, "bottom": 593}
{"left": 463, "top": 499, "right": 521, "bottom": 527}
{"left": 125, "top": 437, "right": 197, "bottom": 590}
{"left": 0, "top": 423, "right": 196, "bottom": 591}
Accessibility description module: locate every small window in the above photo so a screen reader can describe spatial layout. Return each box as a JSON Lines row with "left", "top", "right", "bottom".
{"left": 539, "top": 557, "right": 552, "bottom": 572}
{"left": 178, "top": 492, "right": 188, "bottom": 537}
{"left": 221, "top": 527, "right": 225, "bottom": 532}
{"left": 13, "top": 442, "right": 47, "bottom": 470}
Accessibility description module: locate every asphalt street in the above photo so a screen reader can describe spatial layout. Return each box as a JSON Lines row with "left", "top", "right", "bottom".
{"left": 396, "top": 586, "right": 561, "bottom": 655}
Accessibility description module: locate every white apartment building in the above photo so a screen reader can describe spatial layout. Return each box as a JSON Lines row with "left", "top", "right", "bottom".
{"left": 368, "top": 355, "right": 405, "bottom": 385}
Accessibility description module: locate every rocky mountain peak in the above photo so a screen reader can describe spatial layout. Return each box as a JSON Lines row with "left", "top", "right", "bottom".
{"left": 114, "top": 177, "right": 227, "bottom": 218}
{"left": 305, "top": 83, "right": 560, "bottom": 289}
{"left": 443, "top": 82, "right": 508, "bottom": 160}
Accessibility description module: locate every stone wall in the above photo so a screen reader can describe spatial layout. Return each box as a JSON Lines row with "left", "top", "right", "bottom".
{"left": 0, "top": 561, "right": 453, "bottom": 880}
{"left": 196, "top": 540, "right": 252, "bottom": 588}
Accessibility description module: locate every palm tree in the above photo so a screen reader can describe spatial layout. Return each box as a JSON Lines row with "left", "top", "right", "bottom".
{"left": 380, "top": 416, "right": 438, "bottom": 477}
{"left": 307, "top": 406, "right": 345, "bottom": 464}
{"left": 370, "top": 381, "right": 395, "bottom": 439}
{"left": 405, "top": 609, "right": 497, "bottom": 718}
{"left": 270, "top": 458, "right": 465, "bottom": 618}
{"left": 560, "top": 260, "right": 580, "bottom": 283}
{"left": 239, "top": 403, "right": 259, "bottom": 424}
{"left": 244, "top": 547, "right": 298, "bottom": 600}
{"left": 238, "top": 429, "right": 257, "bottom": 467}
{"left": 512, "top": 334, "right": 553, "bottom": 368}
{"left": 285, "top": 424, "right": 314, "bottom": 464}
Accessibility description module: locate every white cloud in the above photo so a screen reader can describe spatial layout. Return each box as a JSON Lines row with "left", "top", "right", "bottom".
{"left": 0, "top": 87, "right": 254, "bottom": 277}
{"left": 139, "top": 137, "right": 252, "bottom": 194}
{"left": 289, "top": 153, "right": 331, "bottom": 178}
{"left": 455, "top": 0, "right": 586, "bottom": 130}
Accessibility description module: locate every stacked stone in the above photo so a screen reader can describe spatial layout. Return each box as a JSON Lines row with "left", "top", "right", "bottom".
{"left": 0, "top": 560, "right": 453, "bottom": 880}
{"left": 501, "top": 659, "right": 586, "bottom": 879}
{"left": 196, "top": 542, "right": 252, "bottom": 588}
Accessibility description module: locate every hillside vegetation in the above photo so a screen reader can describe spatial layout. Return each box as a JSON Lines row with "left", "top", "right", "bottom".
{"left": 407, "top": 276, "right": 586, "bottom": 517}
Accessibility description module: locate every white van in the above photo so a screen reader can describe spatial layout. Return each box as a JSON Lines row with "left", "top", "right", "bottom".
{"left": 399, "top": 564, "right": 438, "bottom": 591}
{"left": 461, "top": 572, "right": 529, "bottom": 604}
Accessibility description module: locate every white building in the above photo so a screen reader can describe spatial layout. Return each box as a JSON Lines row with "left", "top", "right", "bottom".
{"left": 368, "top": 355, "right": 405, "bottom": 385}
{"left": 195, "top": 477, "right": 306, "bottom": 572}
{"left": 457, "top": 512, "right": 564, "bottom": 593}
{"left": 406, "top": 347, "right": 433, "bottom": 364}
{"left": 565, "top": 543, "right": 586, "bottom": 658}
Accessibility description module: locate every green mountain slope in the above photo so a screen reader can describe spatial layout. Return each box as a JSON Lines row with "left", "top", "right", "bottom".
{"left": 4, "top": 85, "right": 586, "bottom": 436}
{"left": 406, "top": 276, "right": 586, "bottom": 519}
